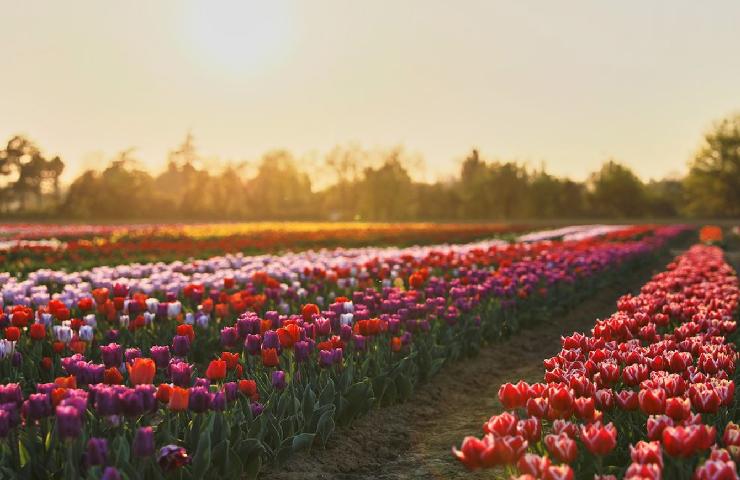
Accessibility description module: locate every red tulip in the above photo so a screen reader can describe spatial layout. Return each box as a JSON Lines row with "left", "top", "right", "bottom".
{"left": 545, "top": 433, "right": 578, "bottom": 463}
{"left": 543, "top": 464, "right": 574, "bottom": 480}
{"left": 516, "top": 418, "right": 542, "bottom": 442}
{"left": 662, "top": 426, "right": 701, "bottom": 457}
{"left": 616, "top": 390, "right": 639, "bottom": 410}
{"left": 548, "top": 385, "right": 574, "bottom": 412}
{"left": 574, "top": 397, "right": 595, "bottom": 420}
{"left": 483, "top": 412, "right": 517, "bottom": 437}
{"left": 30, "top": 323, "right": 46, "bottom": 341}
{"left": 693, "top": 459, "right": 738, "bottom": 480}
{"left": 499, "top": 383, "right": 525, "bottom": 409}
{"left": 630, "top": 440, "right": 663, "bottom": 468}
{"left": 647, "top": 415, "right": 674, "bottom": 441}
{"left": 723, "top": 423, "right": 740, "bottom": 447}
{"left": 624, "top": 462, "right": 662, "bottom": 480}
{"left": 452, "top": 436, "right": 487, "bottom": 470}
{"left": 205, "top": 359, "right": 227, "bottom": 381}
{"left": 664, "top": 397, "right": 691, "bottom": 421}
{"left": 580, "top": 422, "right": 617, "bottom": 456}
{"left": 638, "top": 388, "right": 666, "bottom": 415}
{"left": 261, "top": 348, "right": 280, "bottom": 367}
{"left": 526, "top": 397, "right": 548, "bottom": 417}
{"left": 517, "top": 453, "right": 551, "bottom": 477}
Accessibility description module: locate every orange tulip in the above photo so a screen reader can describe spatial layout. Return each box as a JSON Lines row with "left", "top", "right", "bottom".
{"left": 127, "top": 358, "right": 156, "bottom": 385}
{"left": 104, "top": 367, "right": 124, "bottom": 385}
{"left": 168, "top": 386, "right": 189, "bottom": 411}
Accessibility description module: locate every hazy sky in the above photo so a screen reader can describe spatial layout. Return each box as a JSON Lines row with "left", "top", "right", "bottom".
{"left": 2, "top": 1, "right": 740, "bottom": 185}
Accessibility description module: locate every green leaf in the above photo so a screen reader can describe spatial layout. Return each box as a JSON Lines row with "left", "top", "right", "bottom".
{"left": 316, "top": 410, "right": 335, "bottom": 448}
{"left": 191, "top": 426, "right": 212, "bottom": 480}
{"left": 318, "top": 379, "right": 335, "bottom": 407}
{"left": 301, "top": 384, "right": 316, "bottom": 424}
{"left": 291, "top": 433, "right": 315, "bottom": 453}
{"left": 395, "top": 374, "right": 414, "bottom": 400}
{"left": 243, "top": 455, "right": 262, "bottom": 480}
{"left": 18, "top": 440, "right": 30, "bottom": 468}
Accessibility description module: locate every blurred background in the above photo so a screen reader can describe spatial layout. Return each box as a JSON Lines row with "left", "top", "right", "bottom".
{"left": 0, "top": 0, "right": 739, "bottom": 222}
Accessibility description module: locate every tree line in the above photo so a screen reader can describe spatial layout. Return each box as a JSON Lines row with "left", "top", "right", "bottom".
{"left": 1, "top": 115, "right": 738, "bottom": 221}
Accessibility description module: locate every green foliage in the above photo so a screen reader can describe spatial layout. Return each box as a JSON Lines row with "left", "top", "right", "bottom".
{"left": 683, "top": 114, "right": 740, "bottom": 218}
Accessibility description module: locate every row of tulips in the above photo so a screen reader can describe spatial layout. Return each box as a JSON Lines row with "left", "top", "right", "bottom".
{"left": 453, "top": 243, "right": 739, "bottom": 479}
{"left": 0, "top": 227, "right": 686, "bottom": 478}
{"left": 0, "top": 222, "right": 525, "bottom": 275}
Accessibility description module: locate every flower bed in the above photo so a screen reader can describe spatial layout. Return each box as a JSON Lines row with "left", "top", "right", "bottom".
{"left": 0, "top": 226, "right": 686, "bottom": 478}
{"left": 453, "top": 244, "right": 739, "bottom": 479}
{"left": 0, "top": 222, "right": 526, "bottom": 274}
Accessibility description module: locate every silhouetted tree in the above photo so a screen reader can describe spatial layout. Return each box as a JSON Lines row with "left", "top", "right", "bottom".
{"left": 587, "top": 160, "right": 647, "bottom": 218}
{"left": 683, "top": 114, "right": 740, "bottom": 217}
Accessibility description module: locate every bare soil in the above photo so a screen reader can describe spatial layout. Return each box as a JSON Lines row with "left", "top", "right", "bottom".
{"left": 264, "top": 251, "right": 691, "bottom": 480}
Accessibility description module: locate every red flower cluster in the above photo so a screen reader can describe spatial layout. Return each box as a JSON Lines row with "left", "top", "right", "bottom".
{"left": 454, "top": 244, "right": 739, "bottom": 479}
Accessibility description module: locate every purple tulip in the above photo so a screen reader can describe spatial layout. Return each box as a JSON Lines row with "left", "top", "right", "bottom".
{"left": 86, "top": 437, "right": 108, "bottom": 466}
{"left": 294, "top": 341, "right": 310, "bottom": 363}
{"left": 11, "top": 351, "right": 22, "bottom": 368}
{"left": 244, "top": 334, "right": 261, "bottom": 355}
{"left": 55, "top": 405, "right": 82, "bottom": 439}
{"left": 157, "top": 445, "right": 191, "bottom": 471}
{"left": 262, "top": 330, "right": 280, "bottom": 349}
{"left": 124, "top": 348, "right": 142, "bottom": 363}
{"left": 150, "top": 345, "right": 171, "bottom": 369}
{"left": 319, "top": 349, "right": 334, "bottom": 368}
{"left": 223, "top": 382, "right": 238, "bottom": 402}
{"left": 188, "top": 387, "right": 210, "bottom": 413}
{"left": 133, "top": 426, "right": 155, "bottom": 457}
{"left": 169, "top": 362, "right": 192, "bottom": 387}
{"left": 0, "top": 409, "right": 11, "bottom": 437}
{"left": 94, "top": 387, "right": 120, "bottom": 416}
{"left": 271, "top": 371, "right": 287, "bottom": 390}
{"left": 172, "top": 335, "right": 190, "bottom": 357}
{"left": 101, "top": 467, "right": 122, "bottom": 480}
{"left": 0, "top": 384, "right": 22, "bottom": 406}
{"left": 120, "top": 389, "right": 145, "bottom": 417}
{"left": 210, "top": 392, "right": 226, "bottom": 411}
{"left": 353, "top": 335, "right": 367, "bottom": 352}
{"left": 135, "top": 384, "right": 157, "bottom": 413}
{"left": 339, "top": 324, "right": 352, "bottom": 341}
{"left": 193, "top": 377, "right": 210, "bottom": 389}
{"left": 220, "top": 326, "right": 238, "bottom": 348}
{"left": 24, "top": 393, "right": 52, "bottom": 421}
{"left": 250, "top": 401, "right": 264, "bottom": 417}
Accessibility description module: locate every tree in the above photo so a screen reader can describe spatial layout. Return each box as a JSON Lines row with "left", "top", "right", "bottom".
{"left": 0, "top": 135, "right": 64, "bottom": 212}
{"left": 587, "top": 160, "right": 647, "bottom": 218}
{"left": 683, "top": 114, "right": 740, "bottom": 217}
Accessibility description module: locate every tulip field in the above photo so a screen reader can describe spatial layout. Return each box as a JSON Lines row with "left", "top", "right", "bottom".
{"left": 1, "top": 222, "right": 738, "bottom": 479}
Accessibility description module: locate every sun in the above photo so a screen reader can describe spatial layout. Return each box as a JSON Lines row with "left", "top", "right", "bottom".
{"left": 182, "top": 1, "right": 293, "bottom": 74}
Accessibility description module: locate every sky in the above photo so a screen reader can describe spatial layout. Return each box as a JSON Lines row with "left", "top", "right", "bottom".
{"left": 2, "top": 0, "right": 740, "bottom": 185}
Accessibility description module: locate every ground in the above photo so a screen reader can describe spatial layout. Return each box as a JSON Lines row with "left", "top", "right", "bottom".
{"left": 265, "top": 247, "right": 706, "bottom": 480}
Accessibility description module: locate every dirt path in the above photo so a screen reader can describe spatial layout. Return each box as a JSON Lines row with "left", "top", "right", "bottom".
{"left": 264, "top": 254, "right": 681, "bottom": 480}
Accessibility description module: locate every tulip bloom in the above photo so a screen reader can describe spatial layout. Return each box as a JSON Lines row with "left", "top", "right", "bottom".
{"left": 499, "top": 383, "right": 526, "bottom": 409}
{"left": 133, "top": 427, "right": 155, "bottom": 457}
{"left": 205, "top": 359, "right": 227, "bottom": 381}
{"left": 662, "top": 426, "right": 701, "bottom": 457}
{"left": 127, "top": 358, "right": 156, "bottom": 386}
{"left": 238, "top": 379, "right": 259, "bottom": 400}
{"left": 638, "top": 388, "right": 666, "bottom": 415}
{"left": 168, "top": 387, "right": 189, "bottom": 412}
{"left": 261, "top": 348, "right": 280, "bottom": 367}
{"left": 580, "top": 422, "right": 617, "bottom": 456}
{"left": 544, "top": 433, "right": 578, "bottom": 463}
